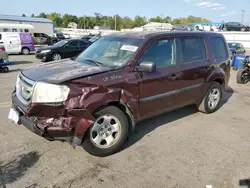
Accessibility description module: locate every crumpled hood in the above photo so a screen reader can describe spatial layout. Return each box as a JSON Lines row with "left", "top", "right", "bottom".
{"left": 21, "top": 59, "right": 113, "bottom": 84}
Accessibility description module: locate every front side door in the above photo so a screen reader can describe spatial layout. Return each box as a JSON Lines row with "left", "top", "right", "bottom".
{"left": 62, "top": 40, "right": 80, "bottom": 58}
{"left": 137, "top": 38, "right": 181, "bottom": 120}
{"left": 171, "top": 36, "right": 211, "bottom": 107}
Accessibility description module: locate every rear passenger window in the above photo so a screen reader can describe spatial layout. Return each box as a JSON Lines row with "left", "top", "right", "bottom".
{"left": 68, "top": 40, "right": 78, "bottom": 47}
{"left": 79, "top": 41, "right": 88, "bottom": 47}
{"left": 176, "top": 37, "right": 206, "bottom": 64}
{"left": 141, "top": 39, "right": 175, "bottom": 67}
{"left": 0, "top": 34, "right": 1, "bottom": 40}
{"left": 210, "top": 37, "right": 228, "bottom": 60}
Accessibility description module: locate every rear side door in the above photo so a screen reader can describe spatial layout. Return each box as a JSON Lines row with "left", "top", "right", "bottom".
{"left": 78, "top": 40, "right": 90, "bottom": 54}
{"left": 137, "top": 37, "right": 180, "bottom": 120}
{"left": 62, "top": 40, "right": 80, "bottom": 58}
{"left": 170, "top": 36, "right": 211, "bottom": 107}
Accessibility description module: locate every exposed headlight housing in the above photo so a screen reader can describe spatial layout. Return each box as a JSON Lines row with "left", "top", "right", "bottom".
{"left": 40, "top": 50, "right": 51, "bottom": 53}
{"left": 32, "top": 82, "right": 70, "bottom": 103}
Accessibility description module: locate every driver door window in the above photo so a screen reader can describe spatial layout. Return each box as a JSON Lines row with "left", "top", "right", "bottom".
{"left": 140, "top": 39, "right": 175, "bottom": 68}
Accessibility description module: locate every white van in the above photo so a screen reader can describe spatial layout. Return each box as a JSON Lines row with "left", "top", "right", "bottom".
{"left": 0, "top": 32, "right": 35, "bottom": 55}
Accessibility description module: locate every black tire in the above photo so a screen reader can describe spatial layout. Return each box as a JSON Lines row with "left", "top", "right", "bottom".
{"left": 82, "top": 106, "right": 129, "bottom": 157}
{"left": 3, "top": 67, "right": 9, "bottom": 73}
{"left": 197, "top": 82, "right": 222, "bottom": 114}
{"left": 52, "top": 53, "right": 61, "bottom": 61}
{"left": 21, "top": 47, "right": 30, "bottom": 55}
{"left": 237, "top": 69, "right": 249, "bottom": 84}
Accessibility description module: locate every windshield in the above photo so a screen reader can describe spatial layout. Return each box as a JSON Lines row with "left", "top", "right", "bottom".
{"left": 54, "top": 40, "right": 68, "bottom": 47}
{"left": 76, "top": 36, "right": 143, "bottom": 68}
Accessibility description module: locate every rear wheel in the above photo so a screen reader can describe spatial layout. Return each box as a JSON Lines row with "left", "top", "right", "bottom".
{"left": 241, "top": 27, "right": 246, "bottom": 32}
{"left": 197, "top": 82, "right": 222, "bottom": 114}
{"left": 82, "top": 106, "right": 129, "bottom": 157}
{"left": 52, "top": 53, "right": 61, "bottom": 61}
{"left": 21, "top": 47, "right": 30, "bottom": 55}
{"left": 237, "top": 69, "right": 249, "bottom": 84}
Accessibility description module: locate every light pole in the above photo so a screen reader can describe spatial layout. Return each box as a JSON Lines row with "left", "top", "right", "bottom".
{"left": 84, "top": 15, "right": 86, "bottom": 30}
{"left": 241, "top": 10, "right": 245, "bottom": 23}
{"left": 161, "top": 14, "right": 163, "bottom": 30}
{"left": 115, "top": 14, "right": 116, "bottom": 30}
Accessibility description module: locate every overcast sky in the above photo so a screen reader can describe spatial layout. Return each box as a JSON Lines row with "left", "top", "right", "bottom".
{"left": 2, "top": 0, "right": 250, "bottom": 23}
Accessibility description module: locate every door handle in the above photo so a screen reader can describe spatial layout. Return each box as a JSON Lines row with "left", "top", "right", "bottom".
{"left": 168, "top": 73, "right": 181, "bottom": 81}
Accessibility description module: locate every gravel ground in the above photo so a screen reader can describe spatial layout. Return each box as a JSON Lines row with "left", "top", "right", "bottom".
{"left": 0, "top": 54, "right": 250, "bottom": 188}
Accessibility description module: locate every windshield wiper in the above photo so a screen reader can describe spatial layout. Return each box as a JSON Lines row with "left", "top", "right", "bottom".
{"left": 84, "top": 59, "right": 104, "bottom": 67}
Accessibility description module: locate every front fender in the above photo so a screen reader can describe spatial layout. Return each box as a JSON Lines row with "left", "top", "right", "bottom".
{"left": 64, "top": 85, "right": 138, "bottom": 143}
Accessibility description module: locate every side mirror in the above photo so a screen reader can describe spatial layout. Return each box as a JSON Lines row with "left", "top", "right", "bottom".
{"left": 137, "top": 61, "right": 156, "bottom": 73}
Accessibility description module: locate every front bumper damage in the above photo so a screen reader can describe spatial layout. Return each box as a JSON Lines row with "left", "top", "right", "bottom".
{"left": 11, "top": 93, "right": 95, "bottom": 147}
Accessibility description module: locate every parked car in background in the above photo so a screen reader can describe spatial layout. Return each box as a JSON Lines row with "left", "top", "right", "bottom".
{"left": 187, "top": 24, "right": 204, "bottom": 31}
{"left": 88, "top": 35, "right": 101, "bottom": 44}
{"left": 54, "top": 32, "right": 66, "bottom": 40}
{"left": 0, "top": 32, "right": 35, "bottom": 55}
{"left": 172, "top": 24, "right": 189, "bottom": 31}
{"left": 81, "top": 34, "right": 96, "bottom": 42}
{"left": 35, "top": 39, "right": 90, "bottom": 62}
{"left": 10, "top": 31, "right": 231, "bottom": 156}
{"left": 228, "top": 42, "right": 246, "bottom": 55}
{"left": 0, "top": 45, "right": 8, "bottom": 61}
{"left": 32, "top": 32, "right": 58, "bottom": 45}
{"left": 202, "top": 23, "right": 213, "bottom": 31}
{"left": 219, "top": 22, "right": 249, "bottom": 32}
{"left": 211, "top": 24, "right": 221, "bottom": 32}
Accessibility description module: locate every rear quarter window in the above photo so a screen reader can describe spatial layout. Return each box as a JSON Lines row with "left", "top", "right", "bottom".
{"left": 210, "top": 37, "right": 228, "bottom": 62}
{"left": 176, "top": 37, "right": 207, "bottom": 64}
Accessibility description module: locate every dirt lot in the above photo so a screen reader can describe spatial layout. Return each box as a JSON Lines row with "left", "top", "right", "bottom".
{"left": 0, "top": 54, "right": 250, "bottom": 188}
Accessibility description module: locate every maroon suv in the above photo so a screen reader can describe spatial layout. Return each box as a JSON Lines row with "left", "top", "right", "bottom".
{"left": 8, "top": 31, "right": 231, "bottom": 156}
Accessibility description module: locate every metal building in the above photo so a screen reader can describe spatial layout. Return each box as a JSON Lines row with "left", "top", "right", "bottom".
{"left": 0, "top": 14, "right": 54, "bottom": 35}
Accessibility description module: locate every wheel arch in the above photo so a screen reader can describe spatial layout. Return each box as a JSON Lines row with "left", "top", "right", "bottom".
{"left": 92, "top": 100, "right": 136, "bottom": 134}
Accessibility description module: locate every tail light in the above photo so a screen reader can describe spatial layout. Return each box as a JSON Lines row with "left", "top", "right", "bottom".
{"left": 0, "top": 46, "right": 5, "bottom": 51}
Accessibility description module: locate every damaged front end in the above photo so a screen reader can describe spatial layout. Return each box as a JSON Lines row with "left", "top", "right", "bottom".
{"left": 10, "top": 72, "right": 136, "bottom": 148}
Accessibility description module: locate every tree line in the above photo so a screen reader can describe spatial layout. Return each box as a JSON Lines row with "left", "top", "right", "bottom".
{"left": 22, "top": 13, "right": 211, "bottom": 30}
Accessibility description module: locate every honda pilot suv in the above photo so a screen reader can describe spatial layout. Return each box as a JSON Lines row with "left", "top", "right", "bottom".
{"left": 9, "top": 31, "right": 231, "bottom": 156}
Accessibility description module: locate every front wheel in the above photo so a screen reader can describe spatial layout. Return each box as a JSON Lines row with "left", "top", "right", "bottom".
{"left": 237, "top": 69, "right": 249, "bottom": 84}
{"left": 197, "top": 82, "right": 222, "bottom": 114}
{"left": 52, "top": 53, "right": 61, "bottom": 61}
{"left": 82, "top": 106, "right": 129, "bottom": 157}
